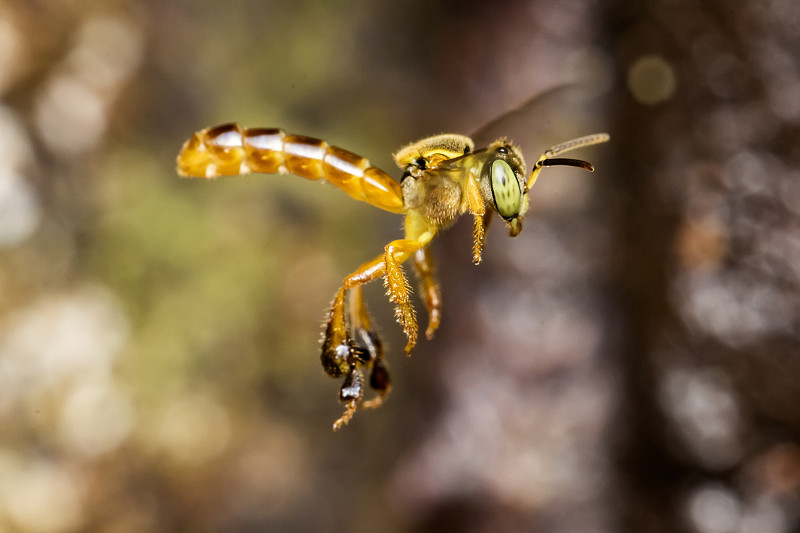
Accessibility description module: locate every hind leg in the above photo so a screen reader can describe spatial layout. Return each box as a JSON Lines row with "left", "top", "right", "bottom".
{"left": 321, "top": 238, "right": 426, "bottom": 429}
{"left": 348, "top": 285, "right": 391, "bottom": 411}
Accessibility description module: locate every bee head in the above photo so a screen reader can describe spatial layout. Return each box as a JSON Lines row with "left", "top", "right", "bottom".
{"left": 479, "top": 141, "right": 528, "bottom": 236}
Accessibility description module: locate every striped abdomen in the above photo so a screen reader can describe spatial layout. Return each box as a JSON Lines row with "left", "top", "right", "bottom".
{"left": 176, "top": 123, "right": 405, "bottom": 213}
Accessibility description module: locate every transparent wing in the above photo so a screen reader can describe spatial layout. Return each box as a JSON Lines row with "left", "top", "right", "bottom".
{"left": 470, "top": 84, "right": 608, "bottom": 166}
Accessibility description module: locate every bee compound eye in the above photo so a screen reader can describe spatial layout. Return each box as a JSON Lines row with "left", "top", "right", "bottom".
{"left": 490, "top": 159, "right": 522, "bottom": 219}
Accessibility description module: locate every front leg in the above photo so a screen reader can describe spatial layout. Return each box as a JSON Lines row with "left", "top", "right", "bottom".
{"left": 465, "top": 175, "right": 489, "bottom": 264}
{"left": 471, "top": 211, "right": 493, "bottom": 265}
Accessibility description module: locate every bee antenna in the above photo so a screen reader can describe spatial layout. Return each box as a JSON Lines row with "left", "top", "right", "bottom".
{"left": 538, "top": 157, "right": 595, "bottom": 172}
{"left": 526, "top": 133, "right": 609, "bottom": 190}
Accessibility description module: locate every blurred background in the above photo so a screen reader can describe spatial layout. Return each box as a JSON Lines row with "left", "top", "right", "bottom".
{"left": 1, "top": 0, "right": 799, "bottom": 532}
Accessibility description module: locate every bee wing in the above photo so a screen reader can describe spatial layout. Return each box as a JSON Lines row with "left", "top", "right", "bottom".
{"left": 470, "top": 84, "right": 607, "bottom": 166}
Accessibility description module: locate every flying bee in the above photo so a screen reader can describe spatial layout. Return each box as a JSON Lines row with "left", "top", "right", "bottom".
{"left": 177, "top": 121, "right": 609, "bottom": 430}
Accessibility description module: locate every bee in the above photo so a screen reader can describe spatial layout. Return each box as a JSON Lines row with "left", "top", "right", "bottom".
{"left": 177, "top": 122, "right": 609, "bottom": 430}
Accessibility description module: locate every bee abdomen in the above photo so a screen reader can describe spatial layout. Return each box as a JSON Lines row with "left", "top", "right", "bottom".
{"left": 177, "top": 123, "right": 404, "bottom": 213}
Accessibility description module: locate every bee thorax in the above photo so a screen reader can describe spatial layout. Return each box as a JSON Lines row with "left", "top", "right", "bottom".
{"left": 402, "top": 174, "right": 462, "bottom": 226}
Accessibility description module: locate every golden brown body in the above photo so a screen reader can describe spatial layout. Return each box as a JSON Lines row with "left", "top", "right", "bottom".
{"left": 177, "top": 123, "right": 609, "bottom": 429}
{"left": 177, "top": 123, "right": 405, "bottom": 213}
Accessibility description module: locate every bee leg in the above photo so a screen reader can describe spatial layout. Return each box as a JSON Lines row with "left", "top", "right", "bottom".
{"left": 348, "top": 285, "right": 392, "bottom": 410}
{"left": 466, "top": 177, "right": 490, "bottom": 264}
{"left": 413, "top": 247, "right": 442, "bottom": 340}
{"left": 321, "top": 290, "right": 370, "bottom": 430}
{"left": 320, "top": 255, "right": 386, "bottom": 378}
{"left": 472, "top": 214, "right": 485, "bottom": 265}
{"left": 329, "top": 288, "right": 376, "bottom": 431}
{"left": 472, "top": 211, "right": 493, "bottom": 265}
{"left": 363, "top": 356, "right": 391, "bottom": 410}
{"left": 384, "top": 239, "right": 423, "bottom": 355}
{"left": 320, "top": 289, "right": 353, "bottom": 379}
{"left": 322, "top": 239, "right": 423, "bottom": 428}
{"left": 333, "top": 364, "right": 364, "bottom": 431}
{"left": 321, "top": 313, "right": 362, "bottom": 431}
{"left": 321, "top": 256, "right": 388, "bottom": 429}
